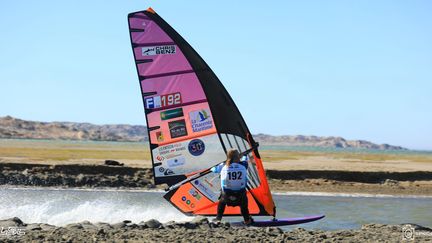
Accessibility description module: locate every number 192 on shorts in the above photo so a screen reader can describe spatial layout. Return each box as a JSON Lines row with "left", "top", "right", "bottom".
{"left": 145, "top": 92, "right": 182, "bottom": 109}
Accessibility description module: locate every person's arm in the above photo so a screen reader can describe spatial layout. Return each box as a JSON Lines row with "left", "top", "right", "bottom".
{"left": 240, "top": 155, "right": 249, "bottom": 169}
{"left": 211, "top": 162, "right": 224, "bottom": 173}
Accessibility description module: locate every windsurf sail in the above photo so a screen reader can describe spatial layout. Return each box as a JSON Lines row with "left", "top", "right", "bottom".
{"left": 128, "top": 8, "right": 275, "bottom": 216}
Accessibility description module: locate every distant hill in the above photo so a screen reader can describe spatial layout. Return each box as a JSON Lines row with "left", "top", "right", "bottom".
{"left": 0, "top": 116, "right": 147, "bottom": 142}
{"left": 254, "top": 134, "right": 405, "bottom": 150}
{"left": 0, "top": 116, "right": 406, "bottom": 150}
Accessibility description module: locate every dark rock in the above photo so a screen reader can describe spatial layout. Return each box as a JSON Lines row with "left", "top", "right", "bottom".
{"left": 191, "top": 216, "right": 209, "bottom": 225}
{"left": 145, "top": 219, "right": 161, "bottom": 229}
{"left": 79, "top": 221, "right": 97, "bottom": 230}
{"left": 209, "top": 221, "right": 221, "bottom": 228}
{"left": 39, "top": 223, "right": 56, "bottom": 231}
{"left": 26, "top": 224, "right": 42, "bottom": 231}
{"left": 0, "top": 217, "right": 25, "bottom": 227}
{"left": 104, "top": 160, "right": 124, "bottom": 166}
{"left": 94, "top": 222, "right": 113, "bottom": 230}
{"left": 383, "top": 179, "right": 399, "bottom": 186}
{"left": 76, "top": 173, "right": 86, "bottom": 183}
{"left": 137, "top": 221, "right": 149, "bottom": 229}
{"left": 111, "top": 222, "right": 126, "bottom": 229}
{"left": 65, "top": 223, "right": 83, "bottom": 230}
{"left": 184, "top": 222, "right": 197, "bottom": 229}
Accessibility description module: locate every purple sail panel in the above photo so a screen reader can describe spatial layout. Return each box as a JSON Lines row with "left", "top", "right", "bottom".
{"left": 140, "top": 73, "right": 206, "bottom": 106}
{"left": 134, "top": 46, "right": 192, "bottom": 76}
{"left": 128, "top": 9, "right": 226, "bottom": 186}
{"left": 129, "top": 16, "right": 172, "bottom": 44}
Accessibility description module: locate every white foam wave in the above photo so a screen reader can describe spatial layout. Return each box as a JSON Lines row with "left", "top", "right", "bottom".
{"left": 0, "top": 187, "right": 192, "bottom": 226}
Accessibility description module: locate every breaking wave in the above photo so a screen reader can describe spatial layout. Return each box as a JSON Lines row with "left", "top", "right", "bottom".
{"left": 0, "top": 187, "right": 192, "bottom": 226}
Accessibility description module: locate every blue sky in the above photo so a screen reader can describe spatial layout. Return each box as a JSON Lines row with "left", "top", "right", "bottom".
{"left": 0, "top": 1, "right": 431, "bottom": 150}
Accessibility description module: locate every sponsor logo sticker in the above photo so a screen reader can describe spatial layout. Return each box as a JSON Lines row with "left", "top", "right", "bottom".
{"left": 168, "top": 119, "right": 188, "bottom": 138}
{"left": 188, "top": 139, "right": 205, "bottom": 156}
{"left": 145, "top": 92, "right": 182, "bottom": 109}
{"left": 160, "top": 108, "right": 184, "bottom": 121}
{"left": 141, "top": 45, "right": 176, "bottom": 56}
{"left": 157, "top": 142, "right": 186, "bottom": 159}
{"left": 193, "top": 178, "right": 218, "bottom": 202}
{"left": 189, "top": 109, "right": 213, "bottom": 133}
{"left": 164, "top": 168, "right": 174, "bottom": 175}
{"left": 188, "top": 188, "right": 202, "bottom": 200}
{"left": 156, "top": 131, "right": 164, "bottom": 142}
{"left": 167, "top": 156, "right": 186, "bottom": 168}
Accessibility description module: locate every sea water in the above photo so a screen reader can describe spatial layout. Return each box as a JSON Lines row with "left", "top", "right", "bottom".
{"left": 0, "top": 187, "right": 431, "bottom": 230}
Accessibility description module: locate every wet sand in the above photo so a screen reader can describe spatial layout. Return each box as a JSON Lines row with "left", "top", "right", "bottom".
{"left": 1, "top": 217, "right": 431, "bottom": 242}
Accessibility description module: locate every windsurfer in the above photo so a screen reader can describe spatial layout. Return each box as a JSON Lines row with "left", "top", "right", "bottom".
{"left": 211, "top": 149, "right": 254, "bottom": 225}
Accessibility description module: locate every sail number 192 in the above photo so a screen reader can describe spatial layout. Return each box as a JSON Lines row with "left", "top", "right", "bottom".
{"left": 161, "top": 92, "right": 181, "bottom": 107}
{"left": 145, "top": 92, "right": 182, "bottom": 109}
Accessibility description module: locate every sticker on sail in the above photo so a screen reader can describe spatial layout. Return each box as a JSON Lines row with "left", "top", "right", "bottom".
{"left": 158, "top": 142, "right": 186, "bottom": 159}
{"left": 167, "top": 156, "right": 186, "bottom": 168}
{"left": 189, "top": 109, "right": 213, "bottom": 133}
{"left": 164, "top": 168, "right": 174, "bottom": 175}
{"left": 188, "top": 188, "right": 202, "bottom": 201}
{"left": 156, "top": 131, "right": 164, "bottom": 142}
{"left": 145, "top": 92, "right": 182, "bottom": 109}
{"left": 188, "top": 139, "right": 205, "bottom": 156}
{"left": 141, "top": 45, "right": 176, "bottom": 56}
{"left": 169, "top": 119, "right": 188, "bottom": 138}
{"left": 161, "top": 108, "right": 183, "bottom": 121}
{"left": 193, "top": 178, "right": 219, "bottom": 202}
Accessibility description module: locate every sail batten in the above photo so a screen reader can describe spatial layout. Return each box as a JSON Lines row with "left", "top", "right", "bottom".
{"left": 139, "top": 70, "right": 195, "bottom": 80}
{"left": 128, "top": 8, "right": 276, "bottom": 217}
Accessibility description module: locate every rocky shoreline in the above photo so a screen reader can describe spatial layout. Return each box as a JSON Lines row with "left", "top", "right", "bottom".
{"left": 0, "top": 217, "right": 431, "bottom": 242}
{"left": 0, "top": 162, "right": 157, "bottom": 189}
{"left": 1, "top": 162, "right": 432, "bottom": 195}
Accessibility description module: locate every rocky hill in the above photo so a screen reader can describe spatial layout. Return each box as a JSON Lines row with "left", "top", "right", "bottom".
{"left": 254, "top": 134, "right": 405, "bottom": 150}
{"left": 0, "top": 116, "right": 406, "bottom": 150}
{"left": 0, "top": 116, "right": 147, "bottom": 142}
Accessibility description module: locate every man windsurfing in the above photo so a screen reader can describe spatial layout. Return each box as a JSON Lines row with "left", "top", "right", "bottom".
{"left": 211, "top": 149, "right": 254, "bottom": 225}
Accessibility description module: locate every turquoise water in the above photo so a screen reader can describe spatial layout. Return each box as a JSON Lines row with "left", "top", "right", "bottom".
{"left": 260, "top": 145, "right": 432, "bottom": 156}
{"left": 0, "top": 188, "right": 431, "bottom": 230}
{"left": 274, "top": 193, "right": 432, "bottom": 230}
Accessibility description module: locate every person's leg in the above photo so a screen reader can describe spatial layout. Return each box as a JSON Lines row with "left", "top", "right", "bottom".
{"left": 240, "top": 192, "right": 251, "bottom": 222}
{"left": 215, "top": 193, "right": 227, "bottom": 221}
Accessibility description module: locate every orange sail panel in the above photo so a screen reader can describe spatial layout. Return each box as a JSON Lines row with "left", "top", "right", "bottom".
{"left": 128, "top": 8, "right": 275, "bottom": 216}
{"left": 164, "top": 150, "right": 275, "bottom": 216}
